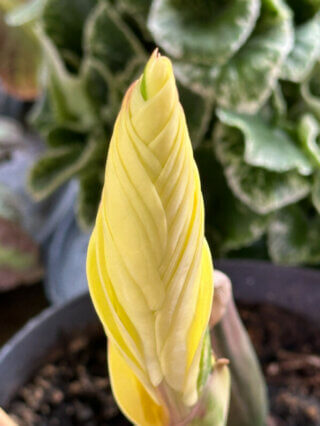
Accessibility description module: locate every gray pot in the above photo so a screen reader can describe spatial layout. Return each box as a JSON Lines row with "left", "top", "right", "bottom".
{"left": 0, "top": 260, "right": 319, "bottom": 407}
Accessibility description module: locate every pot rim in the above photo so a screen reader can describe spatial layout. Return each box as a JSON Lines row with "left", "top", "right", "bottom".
{"left": 0, "top": 259, "right": 319, "bottom": 406}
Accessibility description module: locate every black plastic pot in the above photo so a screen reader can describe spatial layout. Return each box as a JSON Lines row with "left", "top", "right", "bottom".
{"left": 0, "top": 260, "right": 319, "bottom": 408}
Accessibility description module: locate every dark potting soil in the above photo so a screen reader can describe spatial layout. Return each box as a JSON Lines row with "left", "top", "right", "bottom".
{"left": 239, "top": 304, "right": 320, "bottom": 426}
{"left": 7, "top": 304, "right": 320, "bottom": 426}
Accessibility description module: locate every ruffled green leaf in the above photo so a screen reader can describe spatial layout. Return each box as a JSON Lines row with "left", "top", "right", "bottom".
{"left": 178, "top": 84, "right": 213, "bottom": 148}
{"left": 42, "top": 0, "right": 97, "bottom": 71}
{"left": 28, "top": 91, "right": 56, "bottom": 135}
{"left": 268, "top": 204, "right": 320, "bottom": 264}
{"left": 312, "top": 172, "right": 320, "bottom": 213}
{"left": 281, "top": 14, "right": 320, "bottom": 82}
{"left": 81, "top": 58, "right": 121, "bottom": 123}
{"left": 77, "top": 169, "right": 104, "bottom": 230}
{"left": 117, "top": 0, "right": 151, "bottom": 35}
{"left": 47, "top": 127, "right": 87, "bottom": 148}
{"left": 84, "top": 2, "right": 145, "bottom": 78}
{"left": 174, "top": 62, "right": 218, "bottom": 97}
{"left": 214, "top": 124, "right": 311, "bottom": 214}
{"left": 148, "top": 0, "right": 260, "bottom": 67}
{"left": 196, "top": 147, "right": 270, "bottom": 254}
{"left": 298, "top": 114, "right": 320, "bottom": 167}
{"left": 217, "top": 108, "right": 312, "bottom": 174}
{"left": 216, "top": 0, "right": 294, "bottom": 113}
{"left": 301, "top": 62, "right": 320, "bottom": 120}
{"left": 28, "top": 138, "right": 98, "bottom": 200}
{"left": 37, "top": 29, "right": 95, "bottom": 129}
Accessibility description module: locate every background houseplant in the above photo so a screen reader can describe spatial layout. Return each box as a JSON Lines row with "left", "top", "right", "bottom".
{"left": 1, "top": 0, "right": 320, "bottom": 300}
{"left": 22, "top": 0, "right": 320, "bottom": 265}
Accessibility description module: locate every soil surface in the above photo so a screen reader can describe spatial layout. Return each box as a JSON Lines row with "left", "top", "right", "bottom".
{"left": 240, "top": 304, "right": 320, "bottom": 426}
{"left": 7, "top": 303, "right": 320, "bottom": 426}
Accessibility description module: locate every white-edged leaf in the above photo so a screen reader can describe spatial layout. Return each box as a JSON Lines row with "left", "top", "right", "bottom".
{"left": 28, "top": 138, "right": 98, "bottom": 200}
{"left": 117, "top": 0, "right": 151, "bottom": 36}
{"left": 298, "top": 114, "right": 320, "bottom": 167}
{"left": 81, "top": 57, "right": 121, "bottom": 123}
{"left": 217, "top": 108, "right": 312, "bottom": 174}
{"left": 268, "top": 204, "right": 320, "bottom": 265}
{"left": 196, "top": 147, "right": 270, "bottom": 254}
{"left": 281, "top": 13, "right": 320, "bottom": 82}
{"left": 148, "top": 0, "right": 260, "bottom": 67}
{"left": 214, "top": 123, "right": 311, "bottom": 214}
{"left": 84, "top": 2, "right": 146, "bottom": 79}
{"left": 216, "top": 0, "right": 294, "bottom": 113}
{"left": 174, "top": 62, "right": 218, "bottom": 97}
{"left": 36, "top": 27, "right": 95, "bottom": 128}
{"left": 42, "top": 0, "right": 97, "bottom": 69}
{"left": 301, "top": 62, "right": 320, "bottom": 120}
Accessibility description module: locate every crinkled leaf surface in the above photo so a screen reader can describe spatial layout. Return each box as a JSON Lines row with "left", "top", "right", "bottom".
{"left": 29, "top": 138, "right": 98, "bottom": 200}
{"left": 84, "top": 3, "right": 145, "bottom": 77}
{"left": 29, "top": 91, "right": 56, "bottom": 135}
{"left": 77, "top": 169, "right": 103, "bottom": 230}
{"left": 38, "top": 30, "right": 95, "bottom": 128}
{"left": 148, "top": 0, "right": 260, "bottom": 66}
{"left": 217, "top": 108, "right": 312, "bottom": 174}
{"left": 301, "top": 63, "right": 320, "bottom": 120}
{"left": 216, "top": 0, "right": 294, "bottom": 113}
{"left": 46, "top": 126, "right": 87, "bottom": 148}
{"left": 117, "top": 0, "right": 151, "bottom": 34}
{"left": 298, "top": 114, "right": 320, "bottom": 167}
{"left": 196, "top": 147, "right": 270, "bottom": 254}
{"left": 268, "top": 204, "right": 320, "bottom": 265}
{"left": 42, "top": 0, "right": 97, "bottom": 71}
{"left": 174, "top": 62, "right": 218, "bottom": 97}
{"left": 81, "top": 58, "right": 121, "bottom": 123}
{"left": 0, "top": 7, "right": 41, "bottom": 100}
{"left": 281, "top": 14, "right": 320, "bottom": 82}
{"left": 118, "top": 0, "right": 150, "bottom": 17}
{"left": 214, "top": 123, "right": 311, "bottom": 214}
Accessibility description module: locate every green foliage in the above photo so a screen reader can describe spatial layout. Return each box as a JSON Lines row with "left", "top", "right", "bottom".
{"left": 18, "top": 0, "right": 320, "bottom": 263}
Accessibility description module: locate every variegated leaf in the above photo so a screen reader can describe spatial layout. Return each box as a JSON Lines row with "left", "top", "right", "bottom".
{"left": 268, "top": 203, "right": 320, "bottom": 265}
{"left": 216, "top": 0, "right": 294, "bottom": 113}
{"left": 214, "top": 123, "right": 311, "bottom": 214}
{"left": 217, "top": 108, "right": 312, "bottom": 174}
{"left": 148, "top": 0, "right": 260, "bottom": 67}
